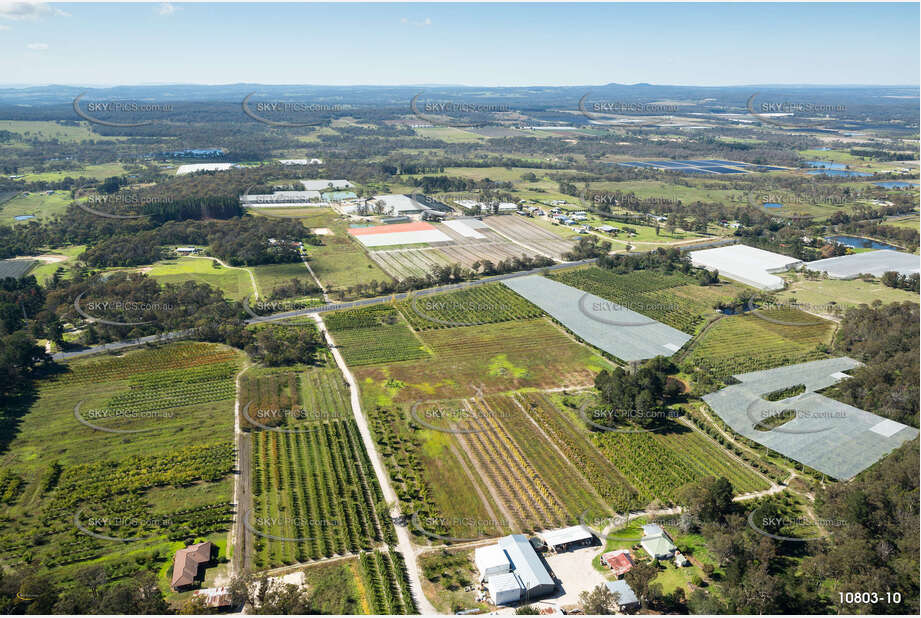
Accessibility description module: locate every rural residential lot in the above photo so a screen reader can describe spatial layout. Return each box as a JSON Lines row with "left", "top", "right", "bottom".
{"left": 0, "top": 2, "right": 919, "bottom": 617}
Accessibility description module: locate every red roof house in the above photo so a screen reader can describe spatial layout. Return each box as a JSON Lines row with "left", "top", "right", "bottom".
{"left": 171, "top": 542, "right": 214, "bottom": 590}
{"left": 601, "top": 549, "right": 635, "bottom": 576}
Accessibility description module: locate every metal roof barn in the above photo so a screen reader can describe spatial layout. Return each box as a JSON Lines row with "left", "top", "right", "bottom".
{"left": 475, "top": 545, "right": 511, "bottom": 580}
{"left": 805, "top": 250, "right": 920, "bottom": 279}
{"left": 502, "top": 275, "right": 692, "bottom": 362}
{"left": 496, "top": 534, "right": 555, "bottom": 597}
{"left": 539, "top": 525, "right": 594, "bottom": 551}
{"left": 689, "top": 244, "right": 802, "bottom": 290}
{"left": 487, "top": 572, "right": 524, "bottom": 606}
{"left": 702, "top": 357, "right": 919, "bottom": 480}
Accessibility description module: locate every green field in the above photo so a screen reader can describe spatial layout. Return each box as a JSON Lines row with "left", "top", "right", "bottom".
{"left": 0, "top": 190, "right": 73, "bottom": 225}
{"left": 24, "top": 245, "right": 87, "bottom": 284}
{"left": 250, "top": 419, "right": 391, "bottom": 568}
{"left": 398, "top": 283, "right": 543, "bottom": 330}
{"left": 0, "top": 342, "right": 243, "bottom": 593}
{"left": 592, "top": 421, "right": 771, "bottom": 504}
{"left": 683, "top": 309, "right": 836, "bottom": 381}
{"left": 881, "top": 214, "right": 919, "bottom": 230}
{"left": 303, "top": 222, "right": 394, "bottom": 296}
{"left": 239, "top": 364, "right": 352, "bottom": 431}
{"left": 147, "top": 257, "right": 255, "bottom": 300}
{"left": 777, "top": 272, "right": 920, "bottom": 310}
{"left": 419, "top": 549, "right": 487, "bottom": 614}
{"left": 414, "top": 127, "right": 485, "bottom": 143}
{"left": 366, "top": 402, "right": 510, "bottom": 542}
{"left": 355, "top": 318, "right": 613, "bottom": 404}
{"left": 550, "top": 266, "right": 747, "bottom": 334}
{"left": 325, "top": 305, "right": 431, "bottom": 366}
{"left": 250, "top": 261, "right": 311, "bottom": 299}
{"left": 23, "top": 162, "right": 129, "bottom": 182}
{"left": 0, "top": 120, "right": 124, "bottom": 142}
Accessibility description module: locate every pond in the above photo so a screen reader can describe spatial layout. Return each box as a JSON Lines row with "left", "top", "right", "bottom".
{"left": 826, "top": 235, "right": 902, "bottom": 251}
{"left": 875, "top": 181, "right": 918, "bottom": 189}
{"left": 762, "top": 202, "right": 783, "bottom": 209}
{"left": 808, "top": 169, "right": 872, "bottom": 178}
{"left": 804, "top": 161, "right": 845, "bottom": 170}
{"left": 14, "top": 214, "right": 34, "bottom": 221}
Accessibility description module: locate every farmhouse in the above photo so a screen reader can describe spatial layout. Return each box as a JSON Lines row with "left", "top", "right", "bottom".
{"left": 539, "top": 525, "right": 596, "bottom": 553}
{"left": 600, "top": 549, "right": 634, "bottom": 576}
{"left": 174, "top": 247, "right": 199, "bottom": 255}
{"left": 605, "top": 580, "right": 640, "bottom": 612}
{"left": 640, "top": 524, "right": 676, "bottom": 560}
{"left": 170, "top": 541, "right": 214, "bottom": 590}
{"left": 689, "top": 244, "right": 803, "bottom": 291}
{"left": 476, "top": 534, "right": 556, "bottom": 606}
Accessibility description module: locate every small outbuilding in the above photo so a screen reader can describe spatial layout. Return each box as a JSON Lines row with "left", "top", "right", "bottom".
{"left": 539, "top": 525, "right": 596, "bottom": 553}
{"left": 487, "top": 572, "right": 525, "bottom": 606}
{"left": 605, "top": 579, "right": 640, "bottom": 612}
{"left": 475, "top": 545, "right": 512, "bottom": 581}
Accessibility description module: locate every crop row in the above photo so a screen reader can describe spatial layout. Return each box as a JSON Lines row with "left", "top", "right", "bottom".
{"left": 513, "top": 392, "right": 641, "bottom": 512}
{"left": 359, "top": 550, "right": 411, "bottom": 614}
{"left": 397, "top": 283, "right": 543, "bottom": 331}
{"left": 46, "top": 342, "right": 238, "bottom": 387}
{"left": 461, "top": 398, "right": 566, "bottom": 531}
{"left": 331, "top": 322, "right": 429, "bottom": 366}
{"left": 367, "top": 405, "right": 445, "bottom": 538}
{"left": 251, "top": 419, "right": 390, "bottom": 568}
{"left": 550, "top": 267, "right": 704, "bottom": 333}
{"left": 0, "top": 471, "right": 24, "bottom": 505}
{"left": 592, "top": 421, "right": 769, "bottom": 504}
{"left": 45, "top": 442, "right": 235, "bottom": 515}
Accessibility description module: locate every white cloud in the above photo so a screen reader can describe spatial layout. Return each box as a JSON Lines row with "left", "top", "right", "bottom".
{"left": 401, "top": 16, "right": 432, "bottom": 27}
{"left": 158, "top": 3, "right": 175, "bottom": 17}
{"left": 0, "top": 2, "right": 68, "bottom": 21}
{"left": 0, "top": 24, "right": 10, "bottom": 30}
{"left": 26, "top": 41, "right": 48, "bottom": 50}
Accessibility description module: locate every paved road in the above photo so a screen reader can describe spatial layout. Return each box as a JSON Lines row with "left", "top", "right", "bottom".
{"left": 51, "top": 237, "right": 738, "bottom": 363}
{"left": 51, "top": 260, "right": 595, "bottom": 362}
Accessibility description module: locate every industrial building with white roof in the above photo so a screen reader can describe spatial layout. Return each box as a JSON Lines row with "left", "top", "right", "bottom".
{"left": 474, "top": 534, "right": 556, "bottom": 606}
{"left": 689, "top": 244, "right": 803, "bottom": 290}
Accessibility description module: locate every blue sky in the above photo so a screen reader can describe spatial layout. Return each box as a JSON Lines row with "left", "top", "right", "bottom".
{"left": 0, "top": 2, "right": 918, "bottom": 86}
